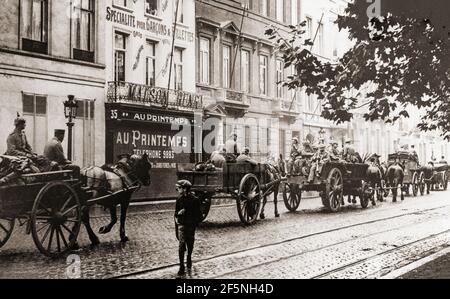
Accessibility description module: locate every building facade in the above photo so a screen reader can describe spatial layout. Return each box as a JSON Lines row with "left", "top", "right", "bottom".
{"left": 0, "top": 0, "right": 106, "bottom": 167}
{"left": 103, "top": 0, "right": 200, "bottom": 199}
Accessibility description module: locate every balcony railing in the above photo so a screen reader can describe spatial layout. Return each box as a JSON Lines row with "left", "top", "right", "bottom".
{"left": 107, "top": 81, "right": 203, "bottom": 110}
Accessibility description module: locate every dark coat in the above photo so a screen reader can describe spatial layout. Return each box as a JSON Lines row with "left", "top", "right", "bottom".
{"left": 175, "top": 193, "right": 202, "bottom": 226}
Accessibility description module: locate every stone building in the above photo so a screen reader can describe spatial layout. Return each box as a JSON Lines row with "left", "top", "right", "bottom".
{"left": 0, "top": 0, "right": 106, "bottom": 167}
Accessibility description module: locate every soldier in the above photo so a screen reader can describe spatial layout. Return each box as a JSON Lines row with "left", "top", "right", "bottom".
{"left": 5, "top": 116, "right": 36, "bottom": 158}
{"left": 329, "top": 141, "right": 342, "bottom": 162}
{"left": 236, "top": 147, "right": 258, "bottom": 166}
{"left": 225, "top": 133, "right": 240, "bottom": 162}
{"left": 409, "top": 145, "right": 419, "bottom": 163}
{"left": 343, "top": 138, "right": 359, "bottom": 163}
{"left": 174, "top": 180, "right": 202, "bottom": 276}
{"left": 210, "top": 146, "right": 226, "bottom": 169}
{"left": 287, "top": 137, "right": 301, "bottom": 176}
{"left": 308, "top": 144, "right": 330, "bottom": 183}
{"left": 43, "top": 129, "right": 80, "bottom": 178}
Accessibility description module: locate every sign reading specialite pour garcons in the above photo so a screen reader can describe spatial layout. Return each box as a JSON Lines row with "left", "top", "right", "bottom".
{"left": 105, "top": 6, "right": 194, "bottom": 43}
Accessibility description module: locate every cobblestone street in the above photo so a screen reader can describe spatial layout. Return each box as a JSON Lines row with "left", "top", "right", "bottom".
{"left": 1, "top": 190, "right": 450, "bottom": 279}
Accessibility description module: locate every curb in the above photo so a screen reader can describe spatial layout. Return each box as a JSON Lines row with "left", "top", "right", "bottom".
{"left": 381, "top": 246, "right": 450, "bottom": 279}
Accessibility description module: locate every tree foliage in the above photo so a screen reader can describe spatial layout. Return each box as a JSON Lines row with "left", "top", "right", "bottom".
{"left": 266, "top": 0, "right": 450, "bottom": 140}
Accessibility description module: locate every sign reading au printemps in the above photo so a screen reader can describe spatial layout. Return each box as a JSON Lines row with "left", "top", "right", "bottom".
{"left": 106, "top": 6, "right": 194, "bottom": 43}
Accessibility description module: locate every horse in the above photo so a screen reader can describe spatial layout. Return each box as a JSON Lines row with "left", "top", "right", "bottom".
{"left": 260, "top": 155, "right": 285, "bottom": 220}
{"left": 363, "top": 153, "right": 385, "bottom": 204}
{"left": 386, "top": 161, "right": 405, "bottom": 202}
{"left": 80, "top": 154, "right": 152, "bottom": 245}
{"left": 421, "top": 163, "right": 435, "bottom": 194}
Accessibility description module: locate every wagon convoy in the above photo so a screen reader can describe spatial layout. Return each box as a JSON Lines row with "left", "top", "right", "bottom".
{"left": 0, "top": 148, "right": 448, "bottom": 257}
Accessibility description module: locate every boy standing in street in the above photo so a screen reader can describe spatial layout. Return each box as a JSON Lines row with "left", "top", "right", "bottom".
{"left": 174, "top": 180, "right": 202, "bottom": 276}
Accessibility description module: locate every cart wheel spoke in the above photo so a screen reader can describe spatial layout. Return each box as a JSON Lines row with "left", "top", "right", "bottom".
{"left": 55, "top": 228, "right": 61, "bottom": 253}
{"left": 57, "top": 227, "right": 69, "bottom": 248}
{"left": 36, "top": 222, "right": 50, "bottom": 234}
{"left": 0, "top": 223, "right": 8, "bottom": 234}
{"left": 60, "top": 196, "right": 74, "bottom": 213}
{"left": 47, "top": 227, "right": 55, "bottom": 252}
{"left": 61, "top": 205, "right": 78, "bottom": 217}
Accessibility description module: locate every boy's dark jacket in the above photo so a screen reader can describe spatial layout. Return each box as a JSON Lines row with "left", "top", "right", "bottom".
{"left": 175, "top": 192, "right": 202, "bottom": 225}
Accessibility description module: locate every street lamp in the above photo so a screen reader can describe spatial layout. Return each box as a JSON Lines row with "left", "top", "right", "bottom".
{"left": 63, "top": 95, "right": 78, "bottom": 161}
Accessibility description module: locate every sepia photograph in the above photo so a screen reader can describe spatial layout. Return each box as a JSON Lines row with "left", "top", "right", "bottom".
{"left": 0, "top": 0, "right": 450, "bottom": 284}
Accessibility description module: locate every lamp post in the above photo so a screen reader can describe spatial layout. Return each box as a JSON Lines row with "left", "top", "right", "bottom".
{"left": 63, "top": 95, "right": 78, "bottom": 161}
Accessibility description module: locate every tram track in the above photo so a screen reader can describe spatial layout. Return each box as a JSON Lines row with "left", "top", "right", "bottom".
{"left": 310, "top": 229, "right": 450, "bottom": 279}
{"left": 109, "top": 203, "right": 450, "bottom": 279}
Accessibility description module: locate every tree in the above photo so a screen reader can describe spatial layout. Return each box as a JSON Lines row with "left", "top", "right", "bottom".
{"left": 266, "top": 0, "right": 450, "bottom": 140}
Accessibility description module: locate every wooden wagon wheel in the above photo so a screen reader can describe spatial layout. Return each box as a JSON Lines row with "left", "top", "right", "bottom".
{"left": 283, "top": 183, "right": 301, "bottom": 212}
{"left": 0, "top": 218, "right": 15, "bottom": 249}
{"left": 322, "top": 168, "right": 343, "bottom": 213}
{"left": 31, "top": 181, "right": 82, "bottom": 257}
{"left": 419, "top": 172, "right": 425, "bottom": 196}
{"left": 359, "top": 182, "right": 371, "bottom": 209}
{"left": 195, "top": 192, "right": 212, "bottom": 223}
{"left": 412, "top": 172, "right": 419, "bottom": 197}
{"left": 236, "top": 174, "right": 262, "bottom": 225}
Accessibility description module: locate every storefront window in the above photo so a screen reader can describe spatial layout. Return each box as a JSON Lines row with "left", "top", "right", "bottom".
{"left": 174, "top": 48, "right": 183, "bottom": 90}
{"left": 145, "top": 0, "right": 158, "bottom": 16}
{"left": 199, "top": 38, "right": 210, "bottom": 85}
{"left": 20, "top": 0, "right": 48, "bottom": 53}
{"left": 114, "top": 32, "right": 127, "bottom": 82}
{"left": 146, "top": 41, "right": 156, "bottom": 87}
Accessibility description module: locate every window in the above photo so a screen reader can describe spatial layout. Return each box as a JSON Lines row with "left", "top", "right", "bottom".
{"left": 317, "top": 22, "right": 324, "bottom": 55}
{"left": 22, "top": 93, "right": 47, "bottom": 154}
{"left": 259, "top": 55, "right": 268, "bottom": 95}
{"left": 306, "top": 17, "right": 313, "bottom": 40}
{"left": 145, "top": 0, "right": 158, "bottom": 15}
{"left": 245, "top": 126, "right": 251, "bottom": 148}
{"left": 20, "top": 0, "right": 48, "bottom": 54}
{"left": 276, "top": 0, "right": 284, "bottom": 22}
{"left": 146, "top": 41, "right": 156, "bottom": 87}
{"left": 114, "top": 32, "right": 127, "bottom": 82}
{"left": 260, "top": 0, "right": 268, "bottom": 16}
{"left": 199, "top": 38, "right": 210, "bottom": 85}
{"left": 114, "top": 0, "right": 128, "bottom": 8}
{"left": 223, "top": 45, "right": 231, "bottom": 89}
{"left": 72, "top": 0, "right": 95, "bottom": 62}
{"left": 174, "top": 0, "right": 183, "bottom": 23}
{"left": 174, "top": 48, "right": 183, "bottom": 90}
{"left": 241, "top": 50, "right": 250, "bottom": 93}
{"left": 291, "top": 0, "right": 298, "bottom": 25}
{"left": 276, "top": 59, "right": 284, "bottom": 98}
{"left": 279, "top": 129, "right": 286, "bottom": 158}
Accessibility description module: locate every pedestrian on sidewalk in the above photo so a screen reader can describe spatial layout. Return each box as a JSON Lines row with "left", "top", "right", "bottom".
{"left": 174, "top": 180, "right": 202, "bottom": 276}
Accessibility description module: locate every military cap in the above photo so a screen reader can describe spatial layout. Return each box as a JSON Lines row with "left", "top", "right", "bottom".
{"left": 344, "top": 138, "right": 353, "bottom": 144}
{"left": 330, "top": 140, "right": 338, "bottom": 145}
{"left": 318, "top": 144, "right": 327, "bottom": 149}
{"left": 14, "top": 116, "right": 26, "bottom": 126}
{"left": 292, "top": 137, "right": 299, "bottom": 143}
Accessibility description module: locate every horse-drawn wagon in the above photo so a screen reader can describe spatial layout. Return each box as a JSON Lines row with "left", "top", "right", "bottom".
{"left": 384, "top": 153, "right": 425, "bottom": 201}
{"left": 430, "top": 163, "right": 449, "bottom": 191}
{"left": 283, "top": 161, "right": 373, "bottom": 213}
{"left": 0, "top": 154, "right": 151, "bottom": 257}
{"left": 176, "top": 162, "right": 284, "bottom": 225}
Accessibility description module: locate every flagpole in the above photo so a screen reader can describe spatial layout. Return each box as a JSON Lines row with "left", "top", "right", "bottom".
{"left": 230, "top": 3, "right": 248, "bottom": 89}
{"left": 167, "top": 0, "right": 181, "bottom": 93}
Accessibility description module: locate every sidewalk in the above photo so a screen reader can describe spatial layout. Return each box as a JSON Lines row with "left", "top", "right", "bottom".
{"left": 399, "top": 249, "right": 450, "bottom": 279}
